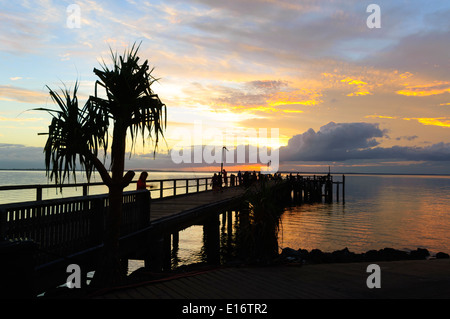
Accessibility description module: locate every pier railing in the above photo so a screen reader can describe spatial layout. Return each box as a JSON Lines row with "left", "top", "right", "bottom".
{"left": 0, "top": 177, "right": 217, "bottom": 203}
{"left": 0, "top": 173, "right": 344, "bottom": 204}
{"left": 0, "top": 190, "right": 151, "bottom": 266}
{"left": 0, "top": 174, "right": 344, "bottom": 262}
{"left": 0, "top": 173, "right": 345, "bottom": 297}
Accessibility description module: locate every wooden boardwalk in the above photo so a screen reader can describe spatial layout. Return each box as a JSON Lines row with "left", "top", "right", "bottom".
{"left": 149, "top": 186, "right": 246, "bottom": 223}
{"left": 93, "top": 259, "right": 450, "bottom": 299}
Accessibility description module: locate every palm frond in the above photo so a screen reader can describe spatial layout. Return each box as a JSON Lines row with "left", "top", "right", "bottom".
{"left": 92, "top": 42, "right": 166, "bottom": 164}
{"left": 35, "top": 82, "right": 110, "bottom": 186}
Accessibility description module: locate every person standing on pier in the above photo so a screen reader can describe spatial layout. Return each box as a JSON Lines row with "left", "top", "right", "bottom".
{"left": 212, "top": 173, "right": 221, "bottom": 192}
{"left": 137, "top": 171, "right": 149, "bottom": 190}
{"left": 222, "top": 169, "right": 228, "bottom": 187}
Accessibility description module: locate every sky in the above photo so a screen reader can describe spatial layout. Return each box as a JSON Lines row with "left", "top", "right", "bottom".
{"left": 0, "top": 0, "right": 449, "bottom": 174}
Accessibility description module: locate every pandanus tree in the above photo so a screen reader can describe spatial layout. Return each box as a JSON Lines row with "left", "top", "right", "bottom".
{"left": 36, "top": 43, "right": 166, "bottom": 285}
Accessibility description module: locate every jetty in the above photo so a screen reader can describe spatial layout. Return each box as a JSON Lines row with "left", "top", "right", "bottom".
{"left": 0, "top": 173, "right": 345, "bottom": 298}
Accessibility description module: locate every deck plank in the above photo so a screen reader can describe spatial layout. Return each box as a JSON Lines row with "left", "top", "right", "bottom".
{"left": 95, "top": 259, "right": 450, "bottom": 299}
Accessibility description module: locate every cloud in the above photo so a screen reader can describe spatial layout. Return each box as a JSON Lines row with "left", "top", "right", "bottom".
{"left": 0, "top": 85, "right": 47, "bottom": 104}
{"left": 280, "top": 122, "right": 450, "bottom": 162}
{"left": 0, "top": 143, "right": 45, "bottom": 169}
{"left": 280, "top": 122, "right": 386, "bottom": 161}
{"left": 396, "top": 135, "right": 418, "bottom": 141}
{"left": 366, "top": 115, "right": 450, "bottom": 128}
{"left": 403, "top": 117, "right": 450, "bottom": 128}
{"left": 191, "top": 80, "right": 319, "bottom": 116}
{"left": 396, "top": 81, "right": 450, "bottom": 97}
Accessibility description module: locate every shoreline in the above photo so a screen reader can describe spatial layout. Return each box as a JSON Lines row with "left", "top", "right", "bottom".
{"left": 279, "top": 246, "right": 450, "bottom": 265}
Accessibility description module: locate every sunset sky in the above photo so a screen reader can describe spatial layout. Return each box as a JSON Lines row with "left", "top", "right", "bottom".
{"left": 1, "top": 0, "right": 449, "bottom": 174}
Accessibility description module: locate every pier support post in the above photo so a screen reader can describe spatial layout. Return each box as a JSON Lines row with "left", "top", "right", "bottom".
{"left": 120, "top": 258, "right": 129, "bottom": 276}
{"left": 342, "top": 175, "right": 345, "bottom": 204}
{"left": 172, "top": 231, "right": 179, "bottom": 250}
{"left": 203, "top": 213, "right": 220, "bottom": 265}
{"left": 145, "top": 235, "right": 167, "bottom": 272}
{"left": 336, "top": 181, "right": 340, "bottom": 203}
{"left": 163, "top": 234, "right": 172, "bottom": 270}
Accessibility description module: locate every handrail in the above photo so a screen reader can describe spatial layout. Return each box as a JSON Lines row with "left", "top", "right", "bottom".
{"left": 0, "top": 177, "right": 224, "bottom": 203}
{"left": 0, "top": 173, "right": 344, "bottom": 204}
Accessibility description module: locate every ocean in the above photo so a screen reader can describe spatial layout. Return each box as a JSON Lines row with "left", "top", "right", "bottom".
{"left": 1, "top": 170, "right": 450, "bottom": 271}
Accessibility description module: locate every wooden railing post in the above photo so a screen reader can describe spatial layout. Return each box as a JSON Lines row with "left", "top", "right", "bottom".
{"left": 92, "top": 197, "right": 105, "bottom": 244}
{"left": 0, "top": 207, "right": 7, "bottom": 239}
{"left": 36, "top": 186, "right": 42, "bottom": 201}
{"left": 160, "top": 180, "right": 163, "bottom": 199}
{"left": 186, "top": 179, "right": 189, "bottom": 195}
{"left": 139, "top": 190, "right": 151, "bottom": 227}
{"left": 173, "top": 179, "right": 176, "bottom": 196}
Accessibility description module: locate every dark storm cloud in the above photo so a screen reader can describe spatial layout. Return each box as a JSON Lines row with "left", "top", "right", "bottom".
{"left": 280, "top": 122, "right": 450, "bottom": 162}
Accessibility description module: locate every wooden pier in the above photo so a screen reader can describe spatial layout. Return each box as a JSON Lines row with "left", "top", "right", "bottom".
{"left": 0, "top": 173, "right": 345, "bottom": 297}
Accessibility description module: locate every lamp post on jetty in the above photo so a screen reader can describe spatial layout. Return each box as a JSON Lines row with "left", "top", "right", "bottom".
{"left": 220, "top": 146, "right": 228, "bottom": 174}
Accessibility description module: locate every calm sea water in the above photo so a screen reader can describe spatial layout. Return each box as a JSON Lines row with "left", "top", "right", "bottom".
{"left": 279, "top": 174, "right": 450, "bottom": 255}
{"left": 1, "top": 170, "right": 450, "bottom": 271}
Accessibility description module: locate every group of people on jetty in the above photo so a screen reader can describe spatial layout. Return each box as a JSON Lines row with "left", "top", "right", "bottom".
{"left": 134, "top": 169, "right": 289, "bottom": 193}
{"left": 211, "top": 169, "right": 284, "bottom": 192}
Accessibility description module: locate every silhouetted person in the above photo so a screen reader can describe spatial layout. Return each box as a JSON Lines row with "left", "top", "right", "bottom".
{"left": 222, "top": 169, "right": 228, "bottom": 187}
{"left": 212, "top": 173, "right": 220, "bottom": 192}
{"left": 230, "top": 173, "right": 235, "bottom": 186}
{"left": 137, "top": 171, "right": 148, "bottom": 190}
{"left": 243, "top": 171, "right": 250, "bottom": 188}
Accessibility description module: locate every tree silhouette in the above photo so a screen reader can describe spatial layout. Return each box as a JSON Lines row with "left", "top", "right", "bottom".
{"left": 36, "top": 43, "right": 166, "bottom": 286}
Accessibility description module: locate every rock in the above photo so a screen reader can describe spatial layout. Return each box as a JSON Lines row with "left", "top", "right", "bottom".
{"left": 436, "top": 252, "right": 450, "bottom": 259}
{"left": 309, "top": 249, "right": 325, "bottom": 263}
{"left": 363, "top": 250, "right": 381, "bottom": 262}
{"left": 379, "top": 248, "right": 409, "bottom": 261}
{"left": 281, "top": 247, "right": 301, "bottom": 258}
{"left": 297, "top": 249, "right": 309, "bottom": 257}
{"left": 409, "top": 248, "right": 430, "bottom": 260}
{"left": 331, "top": 247, "right": 359, "bottom": 263}
{"left": 280, "top": 247, "right": 303, "bottom": 262}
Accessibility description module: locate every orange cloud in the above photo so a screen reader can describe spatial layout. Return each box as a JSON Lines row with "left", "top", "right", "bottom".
{"left": 365, "top": 115, "right": 399, "bottom": 120}
{"left": 347, "top": 91, "right": 371, "bottom": 97}
{"left": 340, "top": 78, "right": 367, "bottom": 86}
{"left": 266, "top": 89, "right": 323, "bottom": 107}
{"left": 0, "top": 85, "right": 47, "bottom": 104}
{"left": 403, "top": 117, "right": 450, "bottom": 128}
{"left": 366, "top": 115, "right": 450, "bottom": 128}
{"left": 340, "top": 77, "right": 372, "bottom": 96}
{"left": 396, "top": 81, "right": 450, "bottom": 97}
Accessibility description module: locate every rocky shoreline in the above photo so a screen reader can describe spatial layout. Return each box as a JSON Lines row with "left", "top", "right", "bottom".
{"left": 280, "top": 247, "right": 450, "bottom": 265}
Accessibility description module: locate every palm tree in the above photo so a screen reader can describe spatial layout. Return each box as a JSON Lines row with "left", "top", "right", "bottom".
{"left": 36, "top": 43, "right": 166, "bottom": 286}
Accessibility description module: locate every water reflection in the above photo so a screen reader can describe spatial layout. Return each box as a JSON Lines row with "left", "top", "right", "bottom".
{"left": 280, "top": 175, "right": 450, "bottom": 255}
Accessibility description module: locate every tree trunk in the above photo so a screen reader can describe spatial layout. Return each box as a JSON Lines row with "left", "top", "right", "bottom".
{"left": 92, "top": 123, "right": 127, "bottom": 288}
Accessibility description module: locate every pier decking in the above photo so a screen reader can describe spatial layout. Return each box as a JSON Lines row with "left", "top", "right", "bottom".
{"left": 93, "top": 259, "right": 450, "bottom": 299}
{"left": 149, "top": 186, "right": 246, "bottom": 222}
